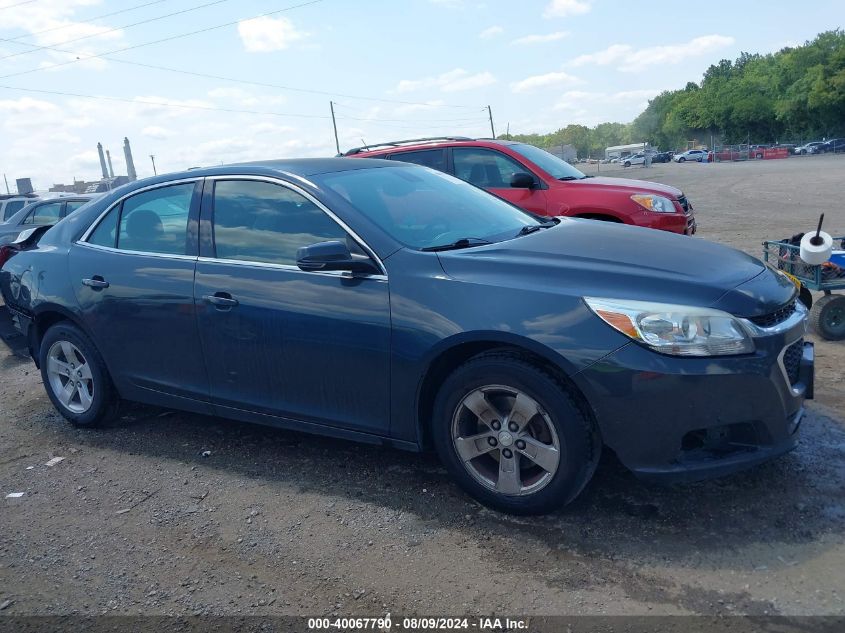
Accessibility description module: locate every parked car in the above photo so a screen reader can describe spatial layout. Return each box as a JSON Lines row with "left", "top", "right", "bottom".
{"left": 650, "top": 152, "right": 672, "bottom": 163}
{"left": 0, "top": 159, "right": 813, "bottom": 514}
{"left": 0, "top": 193, "right": 39, "bottom": 222}
{"left": 622, "top": 153, "right": 647, "bottom": 167}
{"left": 794, "top": 142, "right": 825, "bottom": 155}
{"left": 0, "top": 195, "right": 99, "bottom": 246}
{"left": 821, "top": 138, "right": 845, "bottom": 153}
{"left": 343, "top": 137, "right": 696, "bottom": 235}
{"left": 673, "top": 149, "right": 708, "bottom": 163}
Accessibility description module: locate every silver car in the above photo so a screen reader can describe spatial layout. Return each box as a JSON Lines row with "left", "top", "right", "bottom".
{"left": 0, "top": 195, "right": 99, "bottom": 246}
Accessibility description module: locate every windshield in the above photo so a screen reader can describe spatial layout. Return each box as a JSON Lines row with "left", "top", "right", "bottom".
{"left": 317, "top": 165, "right": 541, "bottom": 250}
{"left": 509, "top": 143, "right": 586, "bottom": 180}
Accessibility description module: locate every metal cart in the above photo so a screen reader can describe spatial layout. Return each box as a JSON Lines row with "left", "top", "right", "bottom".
{"left": 763, "top": 238, "right": 845, "bottom": 340}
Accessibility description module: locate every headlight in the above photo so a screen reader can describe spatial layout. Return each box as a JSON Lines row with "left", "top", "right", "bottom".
{"left": 630, "top": 194, "right": 676, "bottom": 213}
{"left": 584, "top": 298, "right": 755, "bottom": 356}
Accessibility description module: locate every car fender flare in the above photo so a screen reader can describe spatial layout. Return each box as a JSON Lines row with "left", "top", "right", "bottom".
{"left": 412, "top": 331, "right": 582, "bottom": 447}
{"left": 28, "top": 303, "right": 97, "bottom": 367}
{"left": 570, "top": 208, "right": 629, "bottom": 224}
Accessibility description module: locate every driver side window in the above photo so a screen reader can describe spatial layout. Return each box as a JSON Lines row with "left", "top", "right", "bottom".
{"left": 211, "top": 180, "right": 352, "bottom": 266}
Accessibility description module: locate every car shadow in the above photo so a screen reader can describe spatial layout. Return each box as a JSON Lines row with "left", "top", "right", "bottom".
{"left": 31, "top": 397, "right": 845, "bottom": 610}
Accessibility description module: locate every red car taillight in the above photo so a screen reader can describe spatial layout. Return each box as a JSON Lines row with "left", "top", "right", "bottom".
{"left": 0, "top": 245, "right": 15, "bottom": 270}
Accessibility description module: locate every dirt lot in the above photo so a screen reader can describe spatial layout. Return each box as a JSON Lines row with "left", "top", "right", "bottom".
{"left": 1, "top": 155, "right": 844, "bottom": 618}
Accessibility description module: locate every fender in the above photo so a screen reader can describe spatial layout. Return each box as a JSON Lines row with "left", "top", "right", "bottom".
{"left": 412, "top": 330, "right": 580, "bottom": 447}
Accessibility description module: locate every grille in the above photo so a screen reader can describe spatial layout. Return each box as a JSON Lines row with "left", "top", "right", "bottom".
{"left": 748, "top": 300, "right": 797, "bottom": 328}
{"left": 678, "top": 195, "right": 690, "bottom": 213}
{"left": 782, "top": 338, "right": 803, "bottom": 385}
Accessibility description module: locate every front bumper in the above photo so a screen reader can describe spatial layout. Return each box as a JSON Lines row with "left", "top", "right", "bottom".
{"left": 572, "top": 313, "right": 812, "bottom": 483}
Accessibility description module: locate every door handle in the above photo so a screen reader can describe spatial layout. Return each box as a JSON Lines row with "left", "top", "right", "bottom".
{"left": 203, "top": 292, "right": 239, "bottom": 308}
{"left": 82, "top": 276, "right": 109, "bottom": 289}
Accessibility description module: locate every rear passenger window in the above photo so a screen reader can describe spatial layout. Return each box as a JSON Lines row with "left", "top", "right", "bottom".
{"left": 87, "top": 183, "right": 194, "bottom": 254}
{"left": 23, "top": 202, "right": 62, "bottom": 225}
{"left": 389, "top": 149, "right": 447, "bottom": 173}
{"left": 212, "top": 180, "right": 349, "bottom": 266}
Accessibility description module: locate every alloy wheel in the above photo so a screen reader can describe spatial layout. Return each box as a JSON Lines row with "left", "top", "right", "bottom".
{"left": 46, "top": 340, "right": 94, "bottom": 414}
{"left": 451, "top": 385, "right": 561, "bottom": 496}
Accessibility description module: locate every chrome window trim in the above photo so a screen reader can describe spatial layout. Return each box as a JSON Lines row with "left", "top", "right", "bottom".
{"left": 203, "top": 174, "right": 387, "bottom": 276}
{"left": 77, "top": 177, "right": 201, "bottom": 244}
{"left": 196, "top": 255, "right": 386, "bottom": 281}
{"left": 76, "top": 241, "right": 197, "bottom": 261}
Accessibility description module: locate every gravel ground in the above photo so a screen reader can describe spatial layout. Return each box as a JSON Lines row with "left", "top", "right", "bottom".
{"left": 1, "top": 155, "right": 844, "bottom": 618}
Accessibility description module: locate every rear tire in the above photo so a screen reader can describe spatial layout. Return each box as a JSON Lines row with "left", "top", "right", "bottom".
{"left": 39, "top": 322, "right": 120, "bottom": 427}
{"left": 810, "top": 294, "right": 845, "bottom": 341}
{"left": 431, "top": 351, "right": 601, "bottom": 515}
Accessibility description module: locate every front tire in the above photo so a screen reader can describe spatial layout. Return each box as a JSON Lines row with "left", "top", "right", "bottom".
{"left": 431, "top": 351, "right": 600, "bottom": 515}
{"left": 39, "top": 322, "right": 120, "bottom": 427}
{"left": 678, "top": 157, "right": 686, "bottom": 162}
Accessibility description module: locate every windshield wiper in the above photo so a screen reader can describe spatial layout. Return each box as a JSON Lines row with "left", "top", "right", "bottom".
{"left": 517, "top": 222, "right": 556, "bottom": 237}
{"left": 420, "top": 237, "right": 493, "bottom": 252}
{"left": 558, "top": 176, "right": 579, "bottom": 181}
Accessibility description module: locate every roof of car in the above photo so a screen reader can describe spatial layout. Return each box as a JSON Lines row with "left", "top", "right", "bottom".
{"left": 340, "top": 137, "right": 518, "bottom": 156}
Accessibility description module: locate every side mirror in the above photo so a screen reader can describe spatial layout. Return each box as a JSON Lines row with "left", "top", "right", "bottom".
{"left": 296, "top": 240, "right": 379, "bottom": 274}
{"left": 510, "top": 172, "right": 536, "bottom": 189}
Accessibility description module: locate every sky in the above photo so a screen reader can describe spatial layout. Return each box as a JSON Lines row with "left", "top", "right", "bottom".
{"left": 0, "top": 0, "right": 842, "bottom": 191}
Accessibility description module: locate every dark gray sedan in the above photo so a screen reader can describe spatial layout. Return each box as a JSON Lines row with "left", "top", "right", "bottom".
{"left": 0, "top": 159, "right": 814, "bottom": 514}
{"left": 0, "top": 195, "right": 99, "bottom": 246}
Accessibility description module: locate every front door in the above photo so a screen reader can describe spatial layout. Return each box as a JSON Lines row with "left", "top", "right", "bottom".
{"left": 194, "top": 177, "right": 391, "bottom": 435}
{"left": 451, "top": 147, "right": 548, "bottom": 215}
{"left": 68, "top": 180, "right": 210, "bottom": 410}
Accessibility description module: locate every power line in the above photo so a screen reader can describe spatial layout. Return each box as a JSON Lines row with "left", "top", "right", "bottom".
{"left": 0, "top": 0, "right": 169, "bottom": 43}
{"left": 0, "top": 33, "right": 481, "bottom": 110}
{"left": 0, "top": 0, "right": 36, "bottom": 11}
{"left": 0, "top": 0, "right": 326, "bottom": 80}
{"left": 0, "top": 0, "right": 234, "bottom": 61}
{"left": 0, "top": 84, "right": 332, "bottom": 119}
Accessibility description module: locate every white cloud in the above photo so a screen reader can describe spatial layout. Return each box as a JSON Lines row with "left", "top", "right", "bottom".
{"left": 572, "top": 35, "right": 735, "bottom": 72}
{"left": 392, "top": 100, "right": 447, "bottom": 115}
{"left": 479, "top": 25, "right": 504, "bottom": 39}
{"left": 511, "top": 31, "right": 569, "bottom": 45}
{"left": 237, "top": 16, "right": 308, "bottom": 53}
{"left": 510, "top": 71, "right": 582, "bottom": 93}
{"left": 0, "top": 0, "right": 126, "bottom": 71}
{"left": 554, "top": 88, "right": 662, "bottom": 110}
{"left": 142, "top": 126, "right": 173, "bottom": 140}
{"left": 207, "top": 87, "right": 287, "bottom": 107}
{"left": 543, "top": 0, "right": 592, "bottom": 18}
{"left": 395, "top": 68, "right": 497, "bottom": 93}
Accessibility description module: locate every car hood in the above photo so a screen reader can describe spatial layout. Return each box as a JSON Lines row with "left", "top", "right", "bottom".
{"left": 436, "top": 219, "right": 794, "bottom": 317}
{"left": 566, "top": 176, "right": 682, "bottom": 199}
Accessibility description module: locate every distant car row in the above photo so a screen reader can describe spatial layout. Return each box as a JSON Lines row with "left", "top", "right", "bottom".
{"left": 0, "top": 194, "right": 100, "bottom": 245}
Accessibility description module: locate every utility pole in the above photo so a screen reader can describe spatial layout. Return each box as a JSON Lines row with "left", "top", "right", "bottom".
{"left": 330, "top": 101, "right": 340, "bottom": 155}
{"left": 150, "top": 155, "right": 157, "bottom": 176}
{"left": 487, "top": 105, "right": 496, "bottom": 139}
{"left": 505, "top": 122, "right": 510, "bottom": 140}
{"left": 2, "top": 173, "right": 9, "bottom": 194}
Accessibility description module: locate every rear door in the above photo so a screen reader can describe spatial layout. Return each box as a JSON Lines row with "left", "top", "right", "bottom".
{"left": 68, "top": 180, "right": 210, "bottom": 411}
{"left": 450, "top": 147, "right": 548, "bottom": 215}
{"left": 194, "top": 176, "right": 391, "bottom": 434}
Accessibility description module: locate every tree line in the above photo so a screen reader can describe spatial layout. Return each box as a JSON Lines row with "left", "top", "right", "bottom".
{"left": 508, "top": 30, "right": 845, "bottom": 156}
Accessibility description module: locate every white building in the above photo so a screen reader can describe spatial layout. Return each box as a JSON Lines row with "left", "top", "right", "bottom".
{"left": 605, "top": 142, "right": 651, "bottom": 159}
